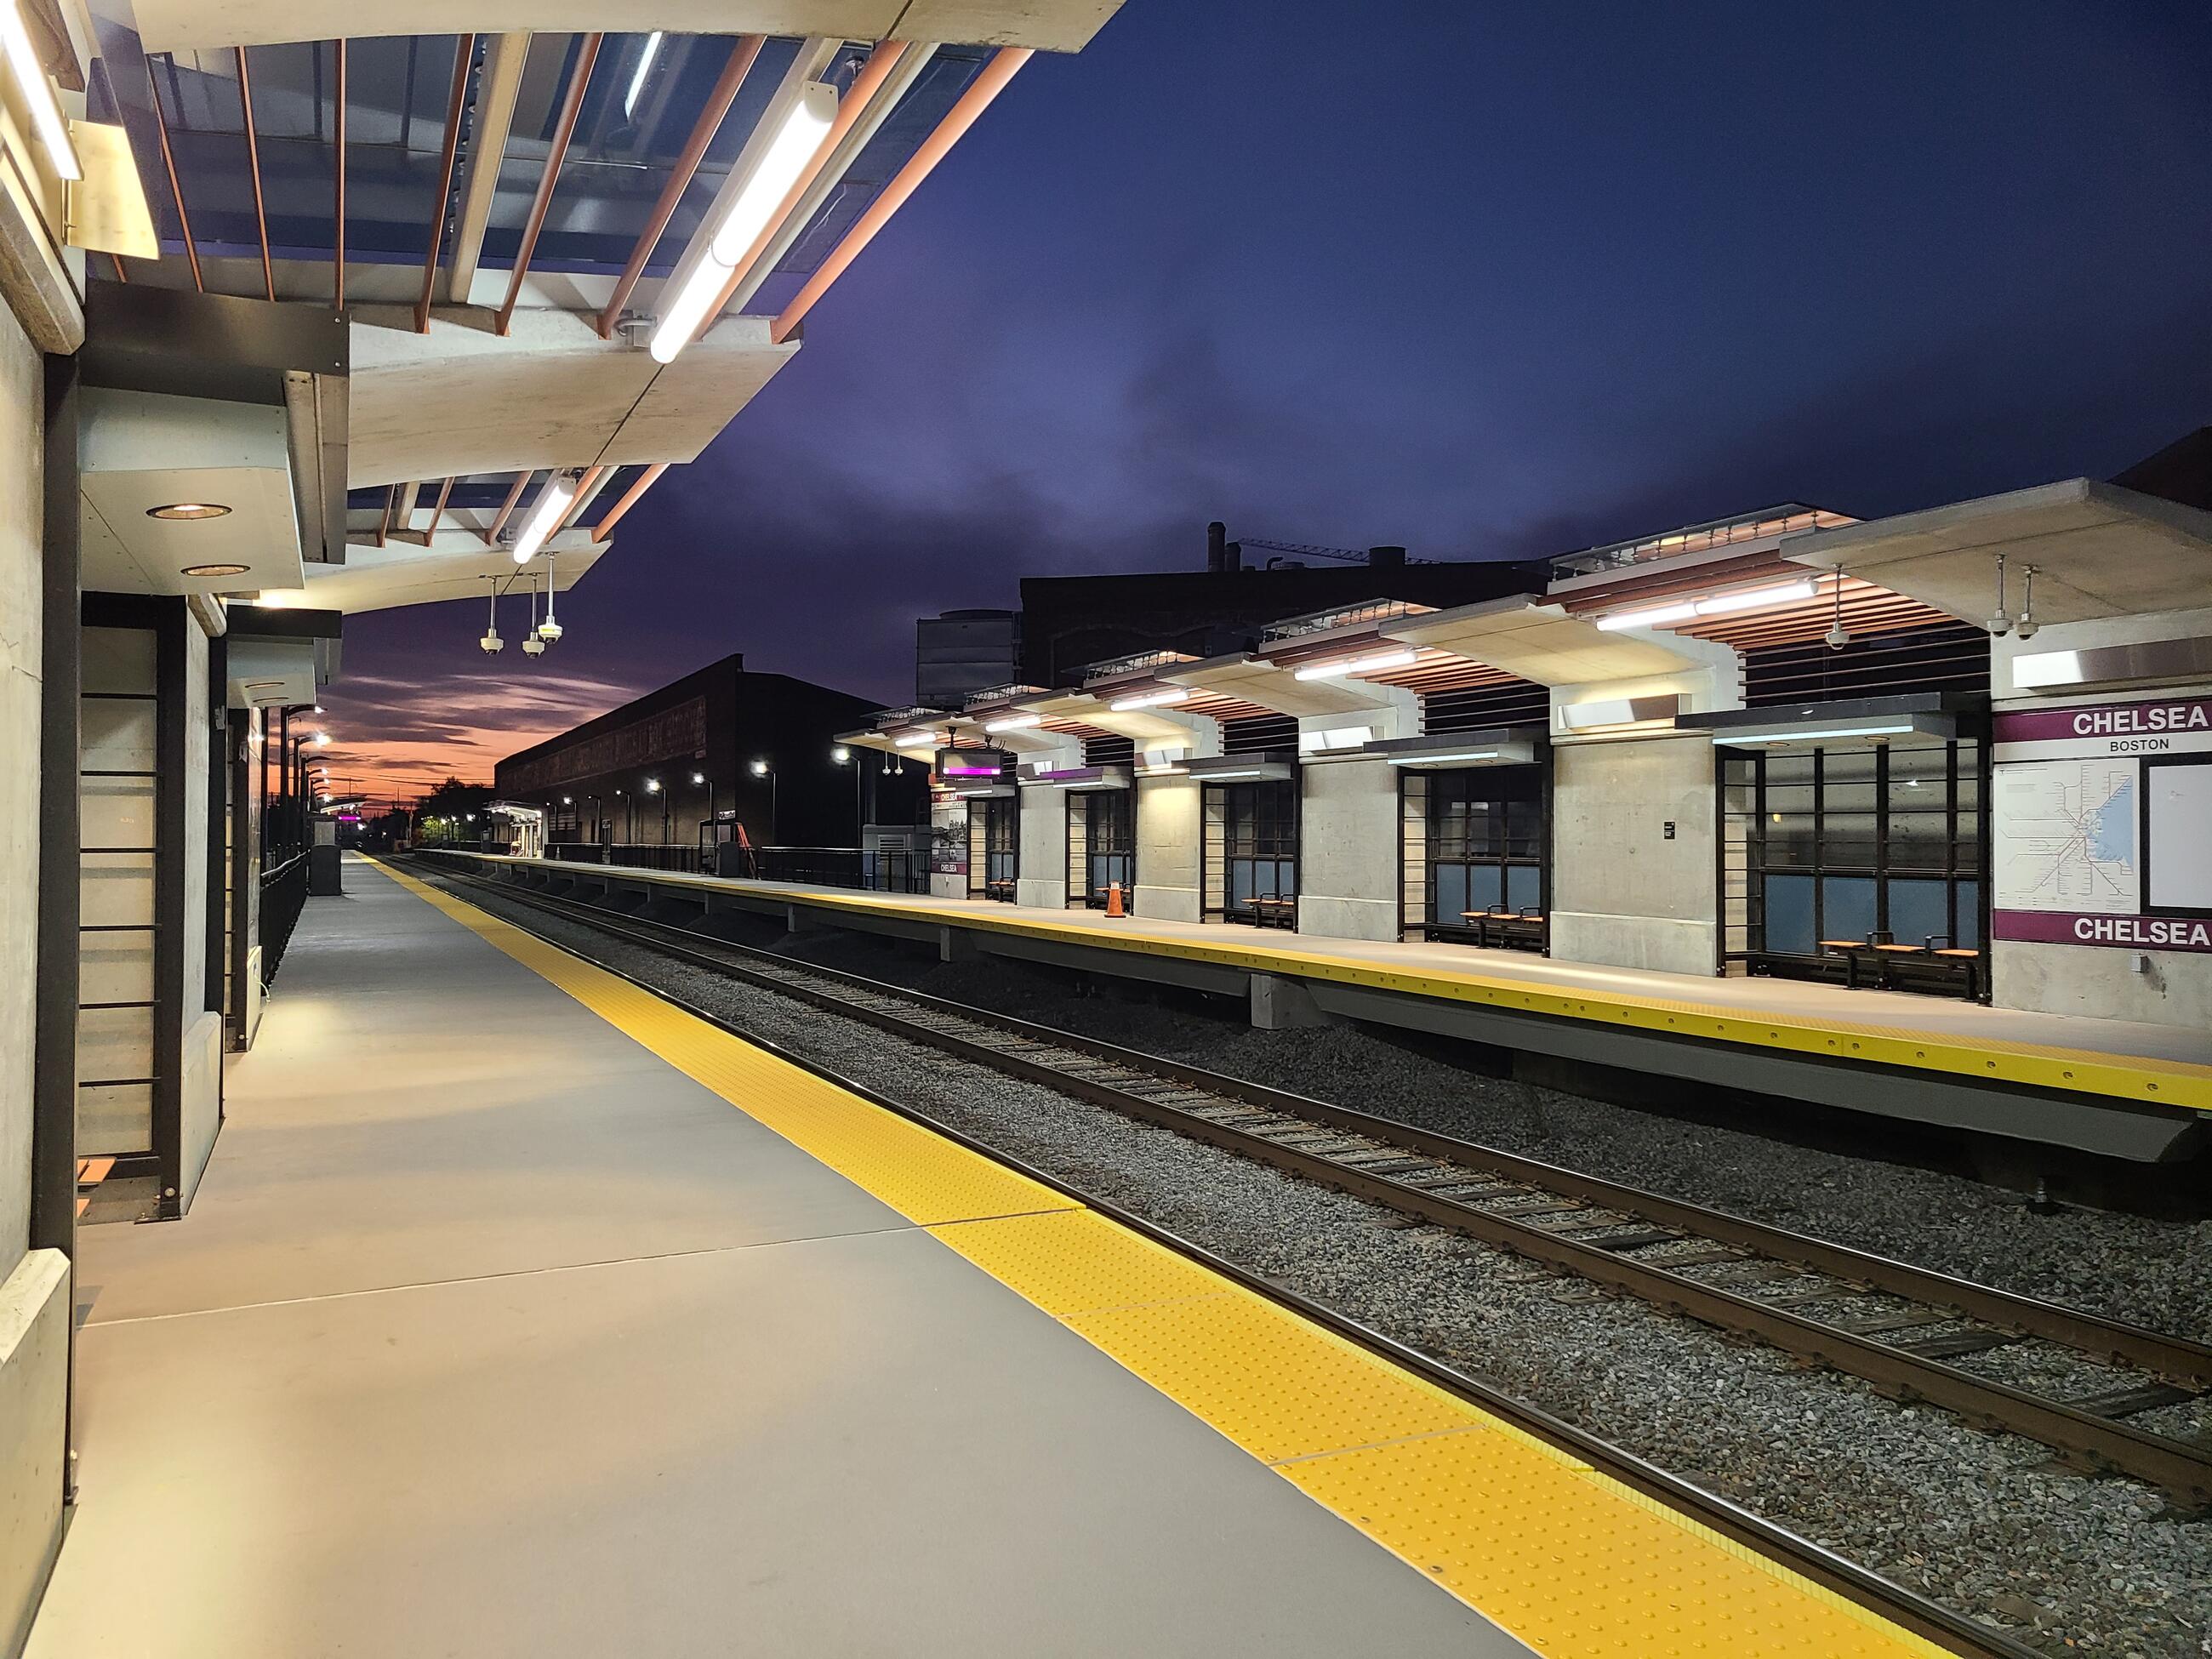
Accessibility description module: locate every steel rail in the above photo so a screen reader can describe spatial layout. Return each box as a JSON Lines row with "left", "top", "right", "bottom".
{"left": 415, "top": 33, "right": 478, "bottom": 333}
{"left": 496, "top": 32, "right": 601, "bottom": 335}
{"left": 400, "top": 854, "right": 2042, "bottom": 1659}
{"left": 595, "top": 33, "right": 764, "bottom": 338}
{"left": 419, "top": 857, "right": 2212, "bottom": 1506}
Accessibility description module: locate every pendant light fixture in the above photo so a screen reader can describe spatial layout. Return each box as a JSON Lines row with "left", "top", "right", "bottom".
{"left": 1987, "top": 552, "right": 2011, "bottom": 637}
{"left": 478, "top": 577, "right": 504, "bottom": 654}
{"left": 522, "top": 577, "right": 546, "bottom": 658}
{"left": 1824, "top": 568, "right": 1850, "bottom": 650}
{"left": 539, "top": 551, "right": 563, "bottom": 642}
{"left": 2015, "top": 563, "right": 2040, "bottom": 641}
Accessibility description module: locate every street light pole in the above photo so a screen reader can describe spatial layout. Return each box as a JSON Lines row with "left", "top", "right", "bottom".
{"left": 750, "top": 758, "right": 776, "bottom": 844}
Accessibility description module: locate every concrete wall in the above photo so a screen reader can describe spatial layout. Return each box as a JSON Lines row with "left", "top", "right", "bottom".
{"left": 1989, "top": 608, "right": 2212, "bottom": 1027}
{"left": 1548, "top": 734, "right": 1719, "bottom": 976}
{"left": 1014, "top": 785, "right": 1066, "bottom": 909}
{"left": 1133, "top": 775, "right": 1201, "bottom": 921}
{"left": 1296, "top": 758, "right": 1400, "bottom": 941}
{"left": 0, "top": 288, "right": 66, "bottom": 1656}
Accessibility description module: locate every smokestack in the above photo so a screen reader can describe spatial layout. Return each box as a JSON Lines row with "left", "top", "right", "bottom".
{"left": 1206, "top": 521, "right": 1227, "bottom": 573}
{"left": 1368, "top": 545, "right": 1406, "bottom": 570}
{"left": 1224, "top": 539, "right": 1244, "bottom": 573}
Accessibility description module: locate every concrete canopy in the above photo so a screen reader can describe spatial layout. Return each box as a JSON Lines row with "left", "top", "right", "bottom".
{"left": 1160, "top": 655, "right": 1395, "bottom": 718}
{"left": 347, "top": 309, "right": 797, "bottom": 488}
{"left": 131, "top": 0, "right": 1124, "bottom": 52}
{"left": 272, "top": 528, "right": 607, "bottom": 614}
{"left": 1018, "top": 691, "right": 1193, "bottom": 743}
{"left": 1382, "top": 597, "right": 1707, "bottom": 687}
{"left": 1782, "top": 479, "right": 2212, "bottom": 625}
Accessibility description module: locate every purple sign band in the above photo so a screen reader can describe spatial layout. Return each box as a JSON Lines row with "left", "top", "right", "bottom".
{"left": 1994, "top": 909, "right": 2212, "bottom": 953}
{"left": 1993, "top": 697, "right": 2212, "bottom": 745}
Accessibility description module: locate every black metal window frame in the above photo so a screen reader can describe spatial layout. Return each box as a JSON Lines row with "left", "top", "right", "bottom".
{"left": 1719, "top": 737, "right": 1988, "bottom": 991}
{"left": 1069, "top": 787, "right": 1133, "bottom": 908}
{"left": 1209, "top": 778, "right": 1298, "bottom": 923}
{"left": 1417, "top": 765, "right": 1549, "bottom": 943}
{"left": 969, "top": 795, "right": 1018, "bottom": 898}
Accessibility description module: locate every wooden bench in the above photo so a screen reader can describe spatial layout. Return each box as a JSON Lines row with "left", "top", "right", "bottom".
{"left": 1462, "top": 908, "right": 1548, "bottom": 953}
{"left": 1251, "top": 894, "right": 1297, "bottom": 929}
{"left": 983, "top": 878, "right": 1018, "bottom": 904}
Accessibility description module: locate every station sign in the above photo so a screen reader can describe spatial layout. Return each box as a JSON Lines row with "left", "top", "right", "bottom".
{"left": 1992, "top": 694, "right": 2212, "bottom": 761}
{"left": 1992, "top": 693, "right": 2212, "bottom": 954}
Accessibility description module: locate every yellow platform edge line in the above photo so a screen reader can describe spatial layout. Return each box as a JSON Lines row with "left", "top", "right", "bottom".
{"left": 436, "top": 852, "right": 2212, "bottom": 1113}
{"left": 368, "top": 857, "right": 1950, "bottom": 1659}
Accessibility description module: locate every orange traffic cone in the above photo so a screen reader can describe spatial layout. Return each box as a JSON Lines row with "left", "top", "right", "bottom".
{"left": 1105, "top": 881, "right": 1126, "bottom": 918}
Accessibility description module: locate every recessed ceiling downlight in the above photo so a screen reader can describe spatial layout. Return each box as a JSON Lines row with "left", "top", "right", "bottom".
{"left": 181, "top": 562, "right": 251, "bottom": 578}
{"left": 149, "top": 502, "right": 232, "bottom": 521}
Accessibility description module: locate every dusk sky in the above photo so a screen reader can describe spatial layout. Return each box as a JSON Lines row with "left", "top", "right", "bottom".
{"left": 325, "top": 2, "right": 2212, "bottom": 800}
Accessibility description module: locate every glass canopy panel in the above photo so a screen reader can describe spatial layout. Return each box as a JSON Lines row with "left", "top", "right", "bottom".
{"left": 474, "top": 34, "right": 805, "bottom": 275}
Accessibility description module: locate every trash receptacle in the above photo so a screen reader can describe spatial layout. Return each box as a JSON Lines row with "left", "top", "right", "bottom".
{"left": 309, "top": 842, "right": 344, "bottom": 895}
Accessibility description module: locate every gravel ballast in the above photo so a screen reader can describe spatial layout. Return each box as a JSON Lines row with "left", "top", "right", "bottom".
{"left": 755, "top": 921, "right": 2212, "bottom": 1345}
{"left": 429, "top": 871, "right": 2212, "bottom": 1656}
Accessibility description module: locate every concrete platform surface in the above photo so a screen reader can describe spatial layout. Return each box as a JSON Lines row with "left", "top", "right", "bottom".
{"left": 30, "top": 861, "right": 1517, "bottom": 1657}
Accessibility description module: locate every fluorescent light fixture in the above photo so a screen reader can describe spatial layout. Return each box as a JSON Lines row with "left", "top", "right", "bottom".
{"left": 624, "top": 31, "right": 663, "bottom": 120}
{"left": 1191, "top": 767, "right": 1282, "bottom": 781}
{"left": 3, "top": 2, "right": 79, "bottom": 180}
{"left": 984, "top": 713, "right": 1043, "bottom": 733}
{"left": 1594, "top": 580, "right": 1817, "bottom": 632}
{"left": 1109, "top": 687, "right": 1191, "bottom": 711}
{"left": 1291, "top": 647, "right": 1417, "bottom": 681}
{"left": 1385, "top": 750, "right": 1502, "bottom": 767}
{"left": 1594, "top": 601, "right": 1696, "bottom": 632}
{"left": 1712, "top": 721, "right": 1918, "bottom": 747}
{"left": 510, "top": 475, "right": 574, "bottom": 563}
{"left": 1693, "top": 579, "right": 1816, "bottom": 616}
{"left": 650, "top": 81, "right": 837, "bottom": 363}
{"left": 1135, "top": 765, "right": 1186, "bottom": 777}
{"left": 892, "top": 730, "right": 938, "bottom": 749}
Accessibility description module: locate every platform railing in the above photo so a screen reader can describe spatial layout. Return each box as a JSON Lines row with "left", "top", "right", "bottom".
{"left": 259, "top": 851, "right": 311, "bottom": 984}
{"left": 756, "top": 847, "right": 928, "bottom": 894}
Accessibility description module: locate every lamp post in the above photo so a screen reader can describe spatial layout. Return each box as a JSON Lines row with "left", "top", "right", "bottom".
{"left": 832, "top": 745, "right": 864, "bottom": 841}
{"left": 646, "top": 777, "right": 666, "bottom": 845}
{"left": 750, "top": 758, "right": 776, "bottom": 845}
{"left": 616, "top": 787, "right": 628, "bottom": 843}
{"left": 691, "top": 769, "right": 715, "bottom": 832}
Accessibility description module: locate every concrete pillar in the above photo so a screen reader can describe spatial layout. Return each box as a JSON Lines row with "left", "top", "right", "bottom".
{"left": 1295, "top": 757, "right": 1400, "bottom": 941}
{"left": 0, "top": 281, "right": 66, "bottom": 1653}
{"left": 1549, "top": 733, "right": 1719, "bottom": 976}
{"left": 1015, "top": 784, "right": 1067, "bottom": 909}
{"left": 1249, "top": 972, "right": 1335, "bottom": 1029}
{"left": 1134, "top": 775, "right": 1202, "bottom": 921}
{"left": 937, "top": 924, "right": 975, "bottom": 963}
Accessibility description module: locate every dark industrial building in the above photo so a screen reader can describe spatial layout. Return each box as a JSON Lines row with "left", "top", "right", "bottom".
{"left": 913, "top": 525, "right": 1553, "bottom": 704}
{"left": 494, "top": 653, "right": 923, "bottom": 861}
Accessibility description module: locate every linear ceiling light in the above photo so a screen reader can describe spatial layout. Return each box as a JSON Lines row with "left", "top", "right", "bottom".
{"left": 1109, "top": 687, "right": 1191, "bottom": 711}
{"left": 3, "top": 1, "right": 79, "bottom": 180}
{"left": 983, "top": 713, "right": 1042, "bottom": 733}
{"left": 510, "top": 474, "right": 574, "bottom": 563}
{"left": 1595, "top": 579, "right": 1818, "bottom": 632}
{"left": 1291, "top": 647, "right": 1417, "bottom": 681}
{"left": 650, "top": 80, "right": 837, "bottom": 363}
{"left": 1711, "top": 721, "right": 1918, "bottom": 747}
{"left": 624, "top": 31, "right": 664, "bottom": 119}
{"left": 1385, "top": 750, "right": 1502, "bottom": 767}
{"left": 892, "top": 729, "right": 938, "bottom": 748}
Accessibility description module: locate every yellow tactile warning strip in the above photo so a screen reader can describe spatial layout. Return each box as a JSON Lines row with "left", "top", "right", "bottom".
{"left": 373, "top": 858, "right": 1951, "bottom": 1658}
{"left": 448, "top": 852, "right": 2212, "bottom": 1113}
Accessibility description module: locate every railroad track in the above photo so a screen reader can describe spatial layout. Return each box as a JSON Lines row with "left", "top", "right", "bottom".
{"left": 417, "top": 856, "right": 2212, "bottom": 1513}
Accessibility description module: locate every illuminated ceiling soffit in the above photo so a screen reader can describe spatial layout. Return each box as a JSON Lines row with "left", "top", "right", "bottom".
{"left": 276, "top": 528, "right": 606, "bottom": 614}
{"left": 345, "top": 307, "right": 797, "bottom": 488}
{"left": 1385, "top": 597, "right": 1706, "bottom": 687}
{"left": 1160, "top": 655, "right": 1394, "bottom": 718}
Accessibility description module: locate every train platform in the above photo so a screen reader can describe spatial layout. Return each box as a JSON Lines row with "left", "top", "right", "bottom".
{"left": 434, "top": 852, "right": 2212, "bottom": 1162}
{"left": 28, "top": 856, "right": 1952, "bottom": 1657}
